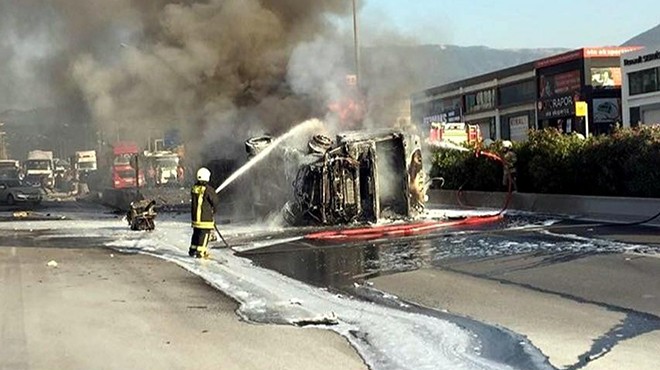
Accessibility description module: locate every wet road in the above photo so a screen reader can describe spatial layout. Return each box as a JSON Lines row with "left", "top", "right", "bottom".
{"left": 235, "top": 214, "right": 660, "bottom": 369}
{"left": 238, "top": 215, "right": 659, "bottom": 290}
{"left": 2, "top": 205, "right": 658, "bottom": 369}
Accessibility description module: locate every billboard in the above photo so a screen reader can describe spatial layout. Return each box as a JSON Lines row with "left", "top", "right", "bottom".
{"left": 539, "top": 70, "right": 581, "bottom": 98}
{"left": 590, "top": 68, "right": 622, "bottom": 87}
{"left": 593, "top": 98, "right": 621, "bottom": 123}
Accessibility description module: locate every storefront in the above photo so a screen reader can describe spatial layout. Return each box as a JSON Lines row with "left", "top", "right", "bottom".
{"left": 535, "top": 47, "right": 639, "bottom": 135}
{"left": 621, "top": 47, "right": 660, "bottom": 127}
{"left": 500, "top": 111, "right": 535, "bottom": 141}
{"left": 535, "top": 51, "right": 584, "bottom": 134}
{"left": 498, "top": 78, "right": 536, "bottom": 141}
{"left": 412, "top": 47, "right": 639, "bottom": 142}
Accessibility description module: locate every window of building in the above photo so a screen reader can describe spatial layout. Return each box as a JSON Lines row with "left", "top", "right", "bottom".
{"left": 630, "top": 107, "right": 641, "bottom": 127}
{"left": 498, "top": 80, "right": 536, "bottom": 107}
{"left": 629, "top": 68, "right": 659, "bottom": 95}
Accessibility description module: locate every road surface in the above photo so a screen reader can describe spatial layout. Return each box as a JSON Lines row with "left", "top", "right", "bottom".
{"left": 369, "top": 223, "right": 660, "bottom": 370}
{"left": 0, "top": 246, "right": 366, "bottom": 370}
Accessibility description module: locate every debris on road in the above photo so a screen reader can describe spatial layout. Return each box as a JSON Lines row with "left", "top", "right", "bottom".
{"left": 47, "top": 260, "right": 58, "bottom": 268}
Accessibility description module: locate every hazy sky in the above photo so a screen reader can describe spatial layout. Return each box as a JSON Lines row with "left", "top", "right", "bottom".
{"left": 362, "top": 0, "right": 659, "bottom": 49}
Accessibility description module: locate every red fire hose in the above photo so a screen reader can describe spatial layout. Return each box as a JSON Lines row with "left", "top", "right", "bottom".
{"left": 456, "top": 149, "right": 514, "bottom": 214}
{"left": 303, "top": 148, "right": 513, "bottom": 243}
{"left": 305, "top": 214, "right": 503, "bottom": 242}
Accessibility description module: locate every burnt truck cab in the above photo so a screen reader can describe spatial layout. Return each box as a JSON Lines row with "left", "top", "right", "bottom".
{"left": 284, "top": 130, "right": 426, "bottom": 226}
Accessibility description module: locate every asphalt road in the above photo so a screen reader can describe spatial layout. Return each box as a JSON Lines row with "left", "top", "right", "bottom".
{"left": 0, "top": 246, "right": 366, "bottom": 370}
{"left": 371, "top": 231, "right": 660, "bottom": 370}
{"left": 2, "top": 202, "right": 658, "bottom": 370}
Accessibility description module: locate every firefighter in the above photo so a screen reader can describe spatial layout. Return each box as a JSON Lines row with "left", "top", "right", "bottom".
{"left": 189, "top": 167, "right": 220, "bottom": 258}
{"left": 502, "top": 140, "right": 517, "bottom": 191}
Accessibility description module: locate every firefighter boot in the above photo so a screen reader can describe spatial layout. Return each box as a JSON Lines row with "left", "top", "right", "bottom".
{"left": 195, "top": 246, "right": 210, "bottom": 259}
{"left": 188, "top": 246, "right": 197, "bottom": 257}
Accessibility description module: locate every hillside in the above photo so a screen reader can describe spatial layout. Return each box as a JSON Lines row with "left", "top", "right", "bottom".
{"left": 623, "top": 23, "right": 660, "bottom": 46}
{"left": 363, "top": 45, "right": 565, "bottom": 91}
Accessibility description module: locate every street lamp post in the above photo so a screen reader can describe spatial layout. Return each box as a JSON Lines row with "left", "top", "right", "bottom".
{"left": 352, "top": 0, "right": 361, "bottom": 88}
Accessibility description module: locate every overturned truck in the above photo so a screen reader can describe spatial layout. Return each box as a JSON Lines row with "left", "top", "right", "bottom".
{"left": 282, "top": 130, "right": 427, "bottom": 226}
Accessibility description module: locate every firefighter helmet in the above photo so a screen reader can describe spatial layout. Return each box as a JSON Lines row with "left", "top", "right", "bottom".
{"left": 196, "top": 167, "right": 211, "bottom": 182}
{"left": 502, "top": 140, "right": 513, "bottom": 149}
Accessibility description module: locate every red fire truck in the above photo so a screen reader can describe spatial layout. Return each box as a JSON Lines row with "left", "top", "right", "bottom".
{"left": 427, "top": 122, "right": 481, "bottom": 146}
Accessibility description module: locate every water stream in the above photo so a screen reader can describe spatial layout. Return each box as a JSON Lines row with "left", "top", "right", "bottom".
{"left": 214, "top": 118, "right": 324, "bottom": 194}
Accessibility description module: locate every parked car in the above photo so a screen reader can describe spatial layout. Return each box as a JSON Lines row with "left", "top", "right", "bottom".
{"left": 0, "top": 179, "right": 43, "bottom": 205}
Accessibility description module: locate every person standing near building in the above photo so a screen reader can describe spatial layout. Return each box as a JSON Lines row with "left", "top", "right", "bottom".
{"left": 189, "top": 167, "right": 220, "bottom": 259}
{"left": 502, "top": 141, "right": 517, "bottom": 192}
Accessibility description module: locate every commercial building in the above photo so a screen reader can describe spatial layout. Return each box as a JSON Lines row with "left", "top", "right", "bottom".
{"left": 411, "top": 47, "right": 642, "bottom": 141}
{"left": 621, "top": 46, "right": 660, "bottom": 126}
{"left": 411, "top": 62, "right": 535, "bottom": 142}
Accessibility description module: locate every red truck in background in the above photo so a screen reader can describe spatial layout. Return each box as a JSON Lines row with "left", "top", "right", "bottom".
{"left": 111, "top": 142, "right": 145, "bottom": 189}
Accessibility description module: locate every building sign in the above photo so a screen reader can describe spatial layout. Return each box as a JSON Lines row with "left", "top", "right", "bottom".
{"left": 539, "top": 70, "right": 581, "bottom": 98}
{"left": 535, "top": 50, "right": 583, "bottom": 69}
{"left": 593, "top": 98, "right": 621, "bottom": 123}
{"left": 465, "top": 89, "right": 496, "bottom": 113}
{"left": 443, "top": 108, "right": 462, "bottom": 123}
{"left": 422, "top": 108, "right": 462, "bottom": 125}
{"left": 538, "top": 94, "right": 578, "bottom": 119}
{"left": 423, "top": 115, "right": 443, "bottom": 126}
{"left": 575, "top": 101, "right": 588, "bottom": 117}
{"left": 509, "top": 115, "right": 530, "bottom": 142}
{"left": 583, "top": 47, "right": 641, "bottom": 58}
{"left": 590, "top": 68, "right": 622, "bottom": 87}
{"left": 623, "top": 49, "right": 660, "bottom": 66}
{"left": 535, "top": 47, "right": 642, "bottom": 69}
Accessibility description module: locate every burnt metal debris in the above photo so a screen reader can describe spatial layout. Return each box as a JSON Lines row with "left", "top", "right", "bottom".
{"left": 282, "top": 130, "right": 426, "bottom": 226}
{"left": 127, "top": 199, "right": 157, "bottom": 231}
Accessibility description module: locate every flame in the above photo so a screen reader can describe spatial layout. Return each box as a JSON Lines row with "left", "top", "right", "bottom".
{"left": 328, "top": 96, "right": 365, "bottom": 128}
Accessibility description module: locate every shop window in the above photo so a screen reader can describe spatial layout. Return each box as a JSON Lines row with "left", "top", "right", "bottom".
{"left": 629, "top": 68, "right": 659, "bottom": 95}
{"left": 498, "top": 80, "right": 536, "bottom": 107}
{"left": 500, "top": 119, "right": 511, "bottom": 140}
{"left": 630, "top": 107, "right": 641, "bottom": 127}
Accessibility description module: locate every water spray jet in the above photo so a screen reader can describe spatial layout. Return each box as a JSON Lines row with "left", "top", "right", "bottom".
{"left": 215, "top": 119, "right": 324, "bottom": 194}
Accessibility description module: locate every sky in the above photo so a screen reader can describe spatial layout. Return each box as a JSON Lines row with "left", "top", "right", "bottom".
{"left": 361, "top": 0, "right": 660, "bottom": 49}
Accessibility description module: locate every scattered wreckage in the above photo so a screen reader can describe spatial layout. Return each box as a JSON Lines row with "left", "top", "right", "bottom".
{"left": 126, "top": 199, "right": 157, "bottom": 231}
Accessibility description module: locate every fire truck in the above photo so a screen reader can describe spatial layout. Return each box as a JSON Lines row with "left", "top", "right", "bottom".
{"left": 427, "top": 122, "right": 481, "bottom": 146}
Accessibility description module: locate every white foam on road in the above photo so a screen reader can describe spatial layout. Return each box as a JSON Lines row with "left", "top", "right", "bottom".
{"left": 1, "top": 215, "right": 549, "bottom": 370}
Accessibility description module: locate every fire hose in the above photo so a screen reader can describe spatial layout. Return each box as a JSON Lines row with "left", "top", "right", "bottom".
{"left": 463, "top": 149, "right": 660, "bottom": 227}
{"left": 474, "top": 149, "right": 514, "bottom": 216}
{"left": 302, "top": 150, "right": 512, "bottom": 243}
{"left": 214, "top": 224, "right": 231, "bottom": 248}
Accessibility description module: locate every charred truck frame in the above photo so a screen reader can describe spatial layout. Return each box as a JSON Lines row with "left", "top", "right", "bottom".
{"left": 284, "top": 130, "right": 426, "bottom": 226}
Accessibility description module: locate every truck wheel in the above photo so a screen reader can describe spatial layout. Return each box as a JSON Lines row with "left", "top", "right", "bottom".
{"left": 7, "top": 194, "right": 15, "bottom": 206}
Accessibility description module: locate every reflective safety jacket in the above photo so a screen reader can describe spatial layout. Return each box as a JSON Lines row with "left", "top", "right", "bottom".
{"left": 191, "top": 182, "right": 220, "bottom": 229}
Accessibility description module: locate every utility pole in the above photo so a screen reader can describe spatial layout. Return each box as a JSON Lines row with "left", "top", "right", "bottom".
{"left": 352, "top": 0, "right": 361, "bottom": 88}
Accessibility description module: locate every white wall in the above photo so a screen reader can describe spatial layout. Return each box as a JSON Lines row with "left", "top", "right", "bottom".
{"left": 621, "top": 46, "right": 660, "bottom": 127}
